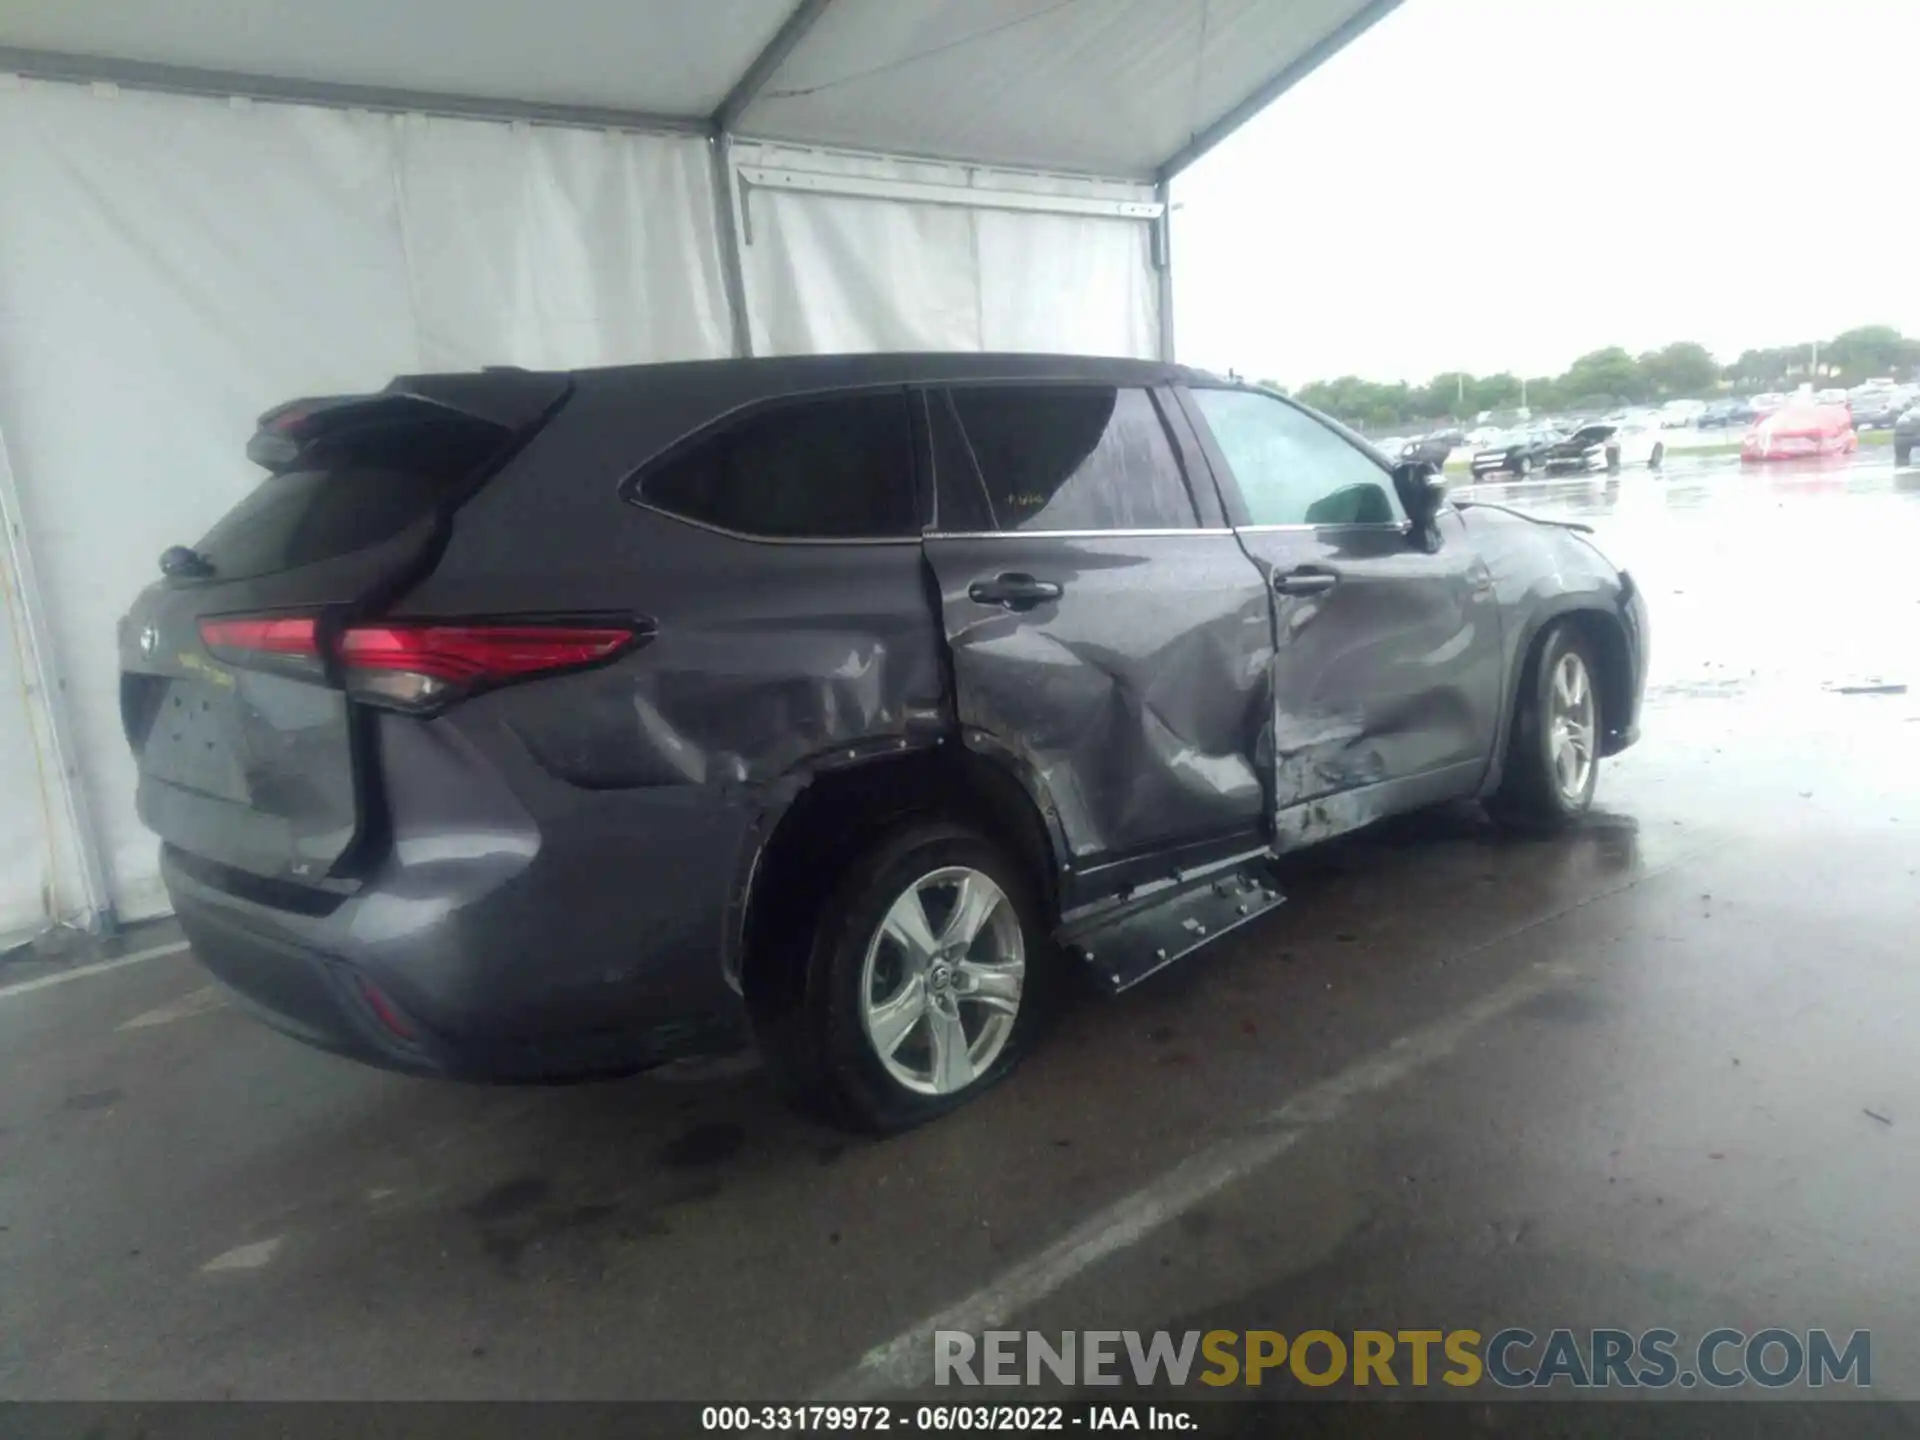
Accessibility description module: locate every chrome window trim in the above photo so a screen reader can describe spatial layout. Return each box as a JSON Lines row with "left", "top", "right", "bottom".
{"left": 923, "top": 527, "right": 1234, "bottom": 541}
{"left": 1236, "top": 521, "right": 1414, "bottom": 535}
{"left": 631, "top": 501, "right": 923, "bottom": 547}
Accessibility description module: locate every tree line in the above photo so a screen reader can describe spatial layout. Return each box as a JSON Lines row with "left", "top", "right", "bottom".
{"left": 1269, "top": 326, "right": 1920, "bottom": 431}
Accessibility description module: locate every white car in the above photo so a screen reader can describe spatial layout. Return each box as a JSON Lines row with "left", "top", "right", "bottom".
{"left": 1543, "top": 418, "right": 1667, "bottom": 473}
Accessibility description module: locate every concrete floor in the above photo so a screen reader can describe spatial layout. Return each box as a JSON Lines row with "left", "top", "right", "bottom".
{"left": 3, "top": 455, "right": 1917, "bottom": 1405}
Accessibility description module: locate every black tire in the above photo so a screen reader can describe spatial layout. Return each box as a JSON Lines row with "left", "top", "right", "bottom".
{"left": 1649, "top": 443, "right": 1664, "bottom": 470}
{"left": 1898, "top": 442, "right": 1912, "bottom": 468}
{"left": 1488, "top": 622, "right": 1602, "bottom": 832}
{"left": 758, "top": 820, "right": 1052, "bottom": 1134}
{"left": 1605, "top": 446, "right": 1623, "bottom": 475}
{"left": 1516, "top": 457, "right": 1532, "bottom": 477}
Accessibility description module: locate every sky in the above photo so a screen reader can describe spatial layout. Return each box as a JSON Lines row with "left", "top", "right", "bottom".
{"left": 1171, "top": 0, "right": 1920, "bottom": 390}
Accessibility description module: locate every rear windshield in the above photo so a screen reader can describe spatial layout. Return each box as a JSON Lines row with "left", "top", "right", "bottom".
{"left": 195, "top": 418, "right": 502, "bottom": 578}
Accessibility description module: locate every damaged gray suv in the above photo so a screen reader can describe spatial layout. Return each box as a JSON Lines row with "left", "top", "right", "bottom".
{"left": 120, "top": 354, "right": 1646, "bottom": 1131}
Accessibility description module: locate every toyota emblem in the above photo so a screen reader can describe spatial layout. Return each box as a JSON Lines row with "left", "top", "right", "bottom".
{"left": 138, "top": 624, "right": 159, "bottom": 658}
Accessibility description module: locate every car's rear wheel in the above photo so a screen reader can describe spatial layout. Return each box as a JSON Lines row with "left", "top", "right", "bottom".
{"left": 762, "top": 820, "right": 1051, "bottom": 1133}
{"left": 1489, "top": 622, "right": 1602, "bottom": 831}
{"left": 1897, "top": 442, "right": 1912, "bottom": 467}
{"left": 1649, "top": 442, "right": 1665, "bottom": 469}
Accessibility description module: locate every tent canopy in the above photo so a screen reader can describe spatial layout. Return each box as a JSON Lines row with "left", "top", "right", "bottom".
{"left": 0, "top": 0, "right": 1400, "bottom": 180}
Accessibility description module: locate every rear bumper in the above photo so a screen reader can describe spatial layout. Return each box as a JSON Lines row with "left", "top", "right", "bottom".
{"left": 163, "top": 784, "right": 757, "bottom": 1082}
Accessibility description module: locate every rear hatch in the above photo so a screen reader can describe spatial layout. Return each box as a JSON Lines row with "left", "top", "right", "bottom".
{"left": 120, "top": 371, "right": 571, "bottom": 887}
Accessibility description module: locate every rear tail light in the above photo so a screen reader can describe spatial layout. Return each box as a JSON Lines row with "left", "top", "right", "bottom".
{"left": 198, "top": 616, "right": 637, "bottom": 712}
{"left": 337, "top": 624, "right": 637, "bottom": 712}
{"left": 198, "top": 616, "right": 325, "bottom": 680}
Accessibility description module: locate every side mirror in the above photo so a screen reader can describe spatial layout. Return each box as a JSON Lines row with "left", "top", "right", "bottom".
{"left": 1392, "top": 460, "right": 1448, "bottom": 523}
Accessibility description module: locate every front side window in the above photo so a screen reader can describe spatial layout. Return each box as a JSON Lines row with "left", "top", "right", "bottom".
{"left": 935, "top": 386, "right": 1197, "bottom": 533}
{"left": 1191, "top": 389, "right": 1407, "bottom": 528}
{"left": 640, "top": 390, "right": 917, "bottom": 539}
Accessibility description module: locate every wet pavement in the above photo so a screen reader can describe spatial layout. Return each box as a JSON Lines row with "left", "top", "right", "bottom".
{"left": 3, "top": 453, "right": 1918, "bottom": 1404}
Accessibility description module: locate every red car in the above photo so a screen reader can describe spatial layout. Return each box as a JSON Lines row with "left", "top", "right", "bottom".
{"left": 1741, "top": 403, "right": 1857, "bottom": 462}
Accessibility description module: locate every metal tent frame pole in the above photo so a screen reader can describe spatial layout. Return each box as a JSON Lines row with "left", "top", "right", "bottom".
{"left": 1153, "top": 178, "right": 1176, "bottom": 363}
{"left": 0, "top": 419, "right": 117, "bottom": 934}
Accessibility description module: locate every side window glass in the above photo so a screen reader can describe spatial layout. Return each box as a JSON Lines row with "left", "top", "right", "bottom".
{"left": 938, "top": 386, "right": 1197, "bottom": 533}
{"left": 1191, "top": 389, "right": 1407, "bottom": 528}
{"left": 640, "top": 390, "right": 917, "bottom": 538}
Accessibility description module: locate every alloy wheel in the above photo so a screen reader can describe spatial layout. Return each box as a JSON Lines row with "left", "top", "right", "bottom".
{"left": 858, "top": 866, "right": 1025, "bottom": 1096}
{"left": 1548, "top": 651, "right": 1597, "bottom": 804}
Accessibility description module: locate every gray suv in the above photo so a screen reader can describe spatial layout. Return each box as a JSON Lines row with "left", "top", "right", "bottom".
{"left": 120, "top": 354, "right": 1647, "bottom": 1131}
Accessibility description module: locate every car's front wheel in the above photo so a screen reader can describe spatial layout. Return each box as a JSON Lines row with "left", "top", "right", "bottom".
{"left": 1649, "top": 442, "right": 1665, "bottom": 469}
{"left": 766, "top": 820, "right": 1051, "bottom": 1133}
{"left": 1489, "top": 622, "right": 1602, "bottom": 831}
{"left": 1897, "top": 441, "right": 1912, "bottom": 467}
{"left": 1516, "top": 457, "right": 1532, "bottom": 477}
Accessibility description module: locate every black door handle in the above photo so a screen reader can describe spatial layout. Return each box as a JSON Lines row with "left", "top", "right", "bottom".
{"left": 968, "top": 573, "right": 1064, "bottom": 609}
{"left": 1273, "top": 569, "right": 1338, "bottom": 596}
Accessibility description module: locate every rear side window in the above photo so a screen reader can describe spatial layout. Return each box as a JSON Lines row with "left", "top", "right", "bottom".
{"left": 196, "top": 418, "right": 502, "bottom": 579}
{"left": 640, "top": 390, "right": 917, "bottom": 539}
{"left": 935, "top": 386, "right": 1196, "bottom": 533}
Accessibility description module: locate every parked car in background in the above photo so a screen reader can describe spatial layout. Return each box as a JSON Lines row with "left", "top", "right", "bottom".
{"left": 1474, "top": 408, "right": 1532, "bottom": 430}
{"left": 1750, "top": 392, "right": 1790, "bottom": 417}
{"left": 1741, "top": 403, "right": 1857, "bottom": 462}
{"left": 1546, "top": 419, "right": 1666, "bottom": 473}
{"left": 1815, "top": 388, "right": 1849, "bottom": 406}
{"left": 1894, "top": 403, "right": 1920, "bottom": 466}
{"left": 115, "top": 354, "right": 1648, "bottom": 1131}
{"left": 1850, "top": 388, "right": 1913, "bottom": 431}
{"left": 1468, "top": 426, "right": 1566, "bottom": 479}
{"left": 1401, "top": 429, "right": 1465, "bottom": 468}
{"left": 1697, "top": 398, "right": 1756, "bottom": 429}
{"left": 1659, "top": 400, "right": 1707, "bottom": 428}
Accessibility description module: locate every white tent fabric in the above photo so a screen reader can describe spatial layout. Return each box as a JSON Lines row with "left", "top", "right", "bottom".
{"left": 0, "top": 0, "right": 796, "bottom": 119}
{"left": 0, "top": 545, "right": 70, "bottom": 948}
{"left": 395, "top": 116, "right": 734, "bottom": 369}
{"left": 0, "top": 79, "right": 730, "bottom": 925}
{"left": 736, "top": 0, "right": 1376, "bottom": 177}
{"left": 0, "top": 1, "right": 1395, "bottom": 935}
{"left": 735, "top": 144, "right": 1158, "bottom": 357}
{"left": 0, "top": 0, "right": 1391, "bottom": 179}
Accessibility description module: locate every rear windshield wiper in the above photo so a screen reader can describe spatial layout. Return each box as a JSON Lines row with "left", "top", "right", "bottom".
{"left": 159, "top": 545, "right": 216, "bottom": 579}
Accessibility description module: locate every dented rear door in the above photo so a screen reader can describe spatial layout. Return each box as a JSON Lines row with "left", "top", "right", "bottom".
{"left": 920, "top": 383, "right": 1273, "bottom": 901}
